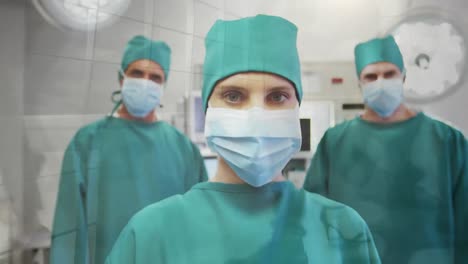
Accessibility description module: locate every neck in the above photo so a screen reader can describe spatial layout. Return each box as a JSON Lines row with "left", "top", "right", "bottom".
{"left": 117, "top": 105, "right": 158, "bottom": 123}
{"left": 361, "top": 104, "right": 416, "bottom": 124}
{"left": 211, "top": 157, "right": 286, "bottom": 185}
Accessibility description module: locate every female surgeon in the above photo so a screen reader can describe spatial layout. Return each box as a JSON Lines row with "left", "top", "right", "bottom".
{"left": 105, "top": 14, "right": 381, "bottom": 264}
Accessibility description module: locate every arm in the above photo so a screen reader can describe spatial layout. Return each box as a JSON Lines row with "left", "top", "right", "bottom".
{"left": 186, "top": 143, "right": 208, "bottom": 190}
{"left": 50, "top": 135, "right": 89, "bottom": 264}
{"left": 105, "top": 224, "right": 137, "bottom": 264}
{"left": 331, "top": 206, "right": 382, "bottom": 264}
{"left": 303, "top": 131, "right": 330, "bottom": 195}
{"left": 454, "top": 134, "right": 467, "bottom": 264}
{"left": 364, "top": 223, "right": 382, "bottom": 264}
{"left": 320, "top": 203, "right": 381, "bottom": 263}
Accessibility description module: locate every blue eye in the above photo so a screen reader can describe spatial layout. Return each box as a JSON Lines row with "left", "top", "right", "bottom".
{"left": 268, "top": 92, "right": 288, "bottom": 103}
{"left": 224, "top": 91, "right": 243, "bottom": 103}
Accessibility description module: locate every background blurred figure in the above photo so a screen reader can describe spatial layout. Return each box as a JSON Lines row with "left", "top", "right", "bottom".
{"left": 49, "top": 35, "right": 207, "bottom": 264}
{"left": 304, "top": 36, "right": 467, "bottom": 264}
{"left": 105, "top": 15, "right": 381, "bottom": 264}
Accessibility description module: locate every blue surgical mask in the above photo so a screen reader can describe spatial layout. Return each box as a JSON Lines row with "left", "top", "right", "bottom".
{"left": 362, "top": 78, "right": 404, "bottom": 118}
{"left": 205, "top": 106, "right": 302, "bottom": 187}
{"left": 120, "top": 71, "right": 164, "bottom": 118}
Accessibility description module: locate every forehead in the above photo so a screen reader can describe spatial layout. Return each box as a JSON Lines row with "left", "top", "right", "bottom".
{"left": 126, "top": 59, "right": 163, "bottom": 73}
{"left": 360, "top": 62, "right": 401, "bottom": 78}
{"left": 215, "top": 72, "right": 295, "bottom": 91}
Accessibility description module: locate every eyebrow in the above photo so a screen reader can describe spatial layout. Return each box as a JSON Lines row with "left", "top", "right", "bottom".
{"left": 129, "top": 69, "right": 144, "bottom": 74}
{"left": 218, "top": 85, "right": 293, "bottom": 91}
{"left": 363, "top": 73, "right": 378, "bottom": 79}
{"left": 362, "top": 69, "right": 398, "bottom": 77}
{"left": 149, "top": 73, "right": 163, "bottom": 80}
{"left": 128, "top": 69, "right": 163, "bottom": 79}
{"left": 266, "top": 86, "right": 295, "bottom": 92}
{"left": 217, "top": 85, "right": 249, "bottom": 92}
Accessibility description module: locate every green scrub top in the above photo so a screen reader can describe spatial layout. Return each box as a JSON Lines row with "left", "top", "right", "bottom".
{"left": 50, "top": 116, "right": 208, "bottom": 264}
{"left": 105, "top": 181, "right": 381, "bottom": 264}
{"left": 303, "top": 112, "right": 468, "bottom": 264}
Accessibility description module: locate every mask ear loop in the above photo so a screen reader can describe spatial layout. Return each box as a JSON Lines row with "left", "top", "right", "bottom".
{"left": 109, "top": 69, "right": 127, "bottom": 116}
{"left": 109, "top": 91, "right": 122, "bottom": 117}
{"left": 108, "top": 68, "right": 126, "bottom": 117}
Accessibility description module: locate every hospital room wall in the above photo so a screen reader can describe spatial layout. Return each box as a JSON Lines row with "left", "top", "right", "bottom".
{"left": 410, "top": 82, "right": 468, "bottom": 134}
{"left": 0, "top": 1, "right": 25, "bottom": 263}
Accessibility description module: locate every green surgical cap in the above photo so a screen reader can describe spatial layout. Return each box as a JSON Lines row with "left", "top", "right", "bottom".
{"left": 202, "top": 14, "right": 302, "bottom": 110}
{"left": 354, "top": 35, "right": 404, "bottom": 77}
{"left": 120, "top": 35, "right": 171, "bottom": 80}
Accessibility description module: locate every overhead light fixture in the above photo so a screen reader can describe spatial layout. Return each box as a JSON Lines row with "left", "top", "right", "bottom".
{"left": 32, "top": 0, "right": 131, "bottom": 31}
{"left": 388, "top": 9, "right": 467, "bottom": 102}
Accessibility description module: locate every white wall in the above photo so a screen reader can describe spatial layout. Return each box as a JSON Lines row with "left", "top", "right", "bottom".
{"left": 0, "top": 0, "right": 26, "bottom": 263}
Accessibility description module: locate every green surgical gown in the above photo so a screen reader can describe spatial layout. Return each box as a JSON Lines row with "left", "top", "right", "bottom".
{"left": 50, "top": 117, "right": 208, "bottom": 264}
{"left": 303, "top": 112, "right": 468, "bottom": 264}
{"left": 105, "top": 181, "right": 381, "bottom": 264}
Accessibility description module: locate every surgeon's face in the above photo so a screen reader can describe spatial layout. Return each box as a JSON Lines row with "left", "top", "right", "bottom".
{"left": 359, "top": 62, "right": 403, "bottom": 84}
{"left": 208, "top": 72, "right": 298, "bottom": 110}
{"left": 120, "top": 59, "right": 165, "bottom": 86}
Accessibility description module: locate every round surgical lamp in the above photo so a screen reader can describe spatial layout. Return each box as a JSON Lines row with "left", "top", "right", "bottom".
{"left": 32, "top": 0, "right": 130, "bottom": 31}
{"left": 387, "top": 10, "right": 467, "bottom": 103}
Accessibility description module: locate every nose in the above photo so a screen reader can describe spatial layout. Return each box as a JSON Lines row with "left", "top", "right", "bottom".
{"left": 142, "top": 73, "right": 152, "bottom": 81}
{"left": 242, "top": 91, "right": 267, "bottom": 109}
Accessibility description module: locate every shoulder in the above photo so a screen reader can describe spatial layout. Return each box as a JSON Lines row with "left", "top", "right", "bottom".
{"left": 302, "top": 190, "right": 368, "bottom": 231}
{"left": 162, "top": 122, "right": 204, "bottom": 156}
{"left": 157, "top": 121, "right": 199, "bottom": 147}
{"left": 318, "top": 119, "right": 356, "bottom": 146}
{"left": 327, "top": 119, "right": 356, "bottom": 136}
{"left": 157, "top": 121, "right": 185, "bottom": 136}
{"left": 120, "top": 195, "right": 183, "bottom": 240}
{"left": 67, "top": 118, "right": 108, "bottom": 149}
{"left": 420, "top": 113, "right": 466, "bottom": 142}
{"left": 127, "top": 188, "right": 203, "bottom": 233}
{"left": 105, "top": 194, "right": 191, "bottom": 263}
